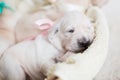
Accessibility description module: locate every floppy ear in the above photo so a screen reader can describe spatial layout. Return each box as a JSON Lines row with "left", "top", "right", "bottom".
{"left": 91, "top": 0, "right": 108, "bottom": 7}
{"left": 48, "top": 19, "right": 61, "bottom": 38}
{"left": 48, "top": 23, "right": 59, "bottom": 40}
{"left": 35, "top": 18, "right": 54, "bottom": 30}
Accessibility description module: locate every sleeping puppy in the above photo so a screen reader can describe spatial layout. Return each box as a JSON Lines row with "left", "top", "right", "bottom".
{"left": 0, "top": 0, "right": 108, "bottom": 54}
{"left": 0, "top": 11, "right": 94, "bottom": 80}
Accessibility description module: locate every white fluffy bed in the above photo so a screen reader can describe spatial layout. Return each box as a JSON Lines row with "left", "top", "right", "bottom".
{"left": 46, "top": 7, "right": 109, "bottom": 80}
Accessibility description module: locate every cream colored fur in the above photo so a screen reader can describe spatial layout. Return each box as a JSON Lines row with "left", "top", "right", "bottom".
{"left": 0, "top": 0, "right": 54, "bottom": 56}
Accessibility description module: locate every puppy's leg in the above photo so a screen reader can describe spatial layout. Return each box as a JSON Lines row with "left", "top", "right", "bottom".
{"left": 0, "top": 55, "right": 26, "bottom": 80}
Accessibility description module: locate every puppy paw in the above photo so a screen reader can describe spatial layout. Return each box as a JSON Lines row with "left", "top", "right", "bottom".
{"left": 66, "top": 58, "right": 76, "bottom": 64}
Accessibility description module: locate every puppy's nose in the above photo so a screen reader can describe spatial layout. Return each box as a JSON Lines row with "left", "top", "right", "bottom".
{"left": 78, "top": 39, "right": 91, "bottom": 50}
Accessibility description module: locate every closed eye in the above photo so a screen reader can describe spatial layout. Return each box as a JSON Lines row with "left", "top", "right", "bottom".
{"left": 68, "top": 29, "right": 74, "bottom": 33}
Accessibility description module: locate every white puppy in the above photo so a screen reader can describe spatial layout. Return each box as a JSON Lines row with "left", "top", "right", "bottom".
{"left": 0, "top": 11, "right": 94, "bottom": 80}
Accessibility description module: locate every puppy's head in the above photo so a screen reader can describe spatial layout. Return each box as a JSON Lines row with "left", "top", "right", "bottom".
{"left": 48, "top": 11, "right": 95, "bottom": 53}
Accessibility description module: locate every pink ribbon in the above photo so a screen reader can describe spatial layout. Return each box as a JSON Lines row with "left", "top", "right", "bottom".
{"left": 25, "top": 18, "right": 54, "bottom": 41}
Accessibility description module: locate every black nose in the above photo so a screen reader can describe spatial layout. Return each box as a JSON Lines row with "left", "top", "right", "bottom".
{"left": 78, "top": 40, "right": 91, "bottom": 50}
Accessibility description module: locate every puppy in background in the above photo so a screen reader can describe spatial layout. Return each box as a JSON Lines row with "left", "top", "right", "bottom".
{"left": 0, "top": 11, "right": 95, "bottom": 80}
{"left": 15, "top": 10, "right": 57, "bottom": 42}
{"left": 0, "top": 0, "right": 55, "bottom": 56}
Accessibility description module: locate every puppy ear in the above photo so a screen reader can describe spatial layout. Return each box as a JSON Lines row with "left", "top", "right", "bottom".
{"left": 48, "top": 24, "right": 63, "bottom": 51}
{"left": 48, "top": 20, "right": 61, "bottom": 37}
{"left": 91, "top": 0, "right": 109, "bottom": 7}
{"left": 48, "top": 25, "right": 59, "bottom": 38}
{"left": 48, "top": 19, "right": 62, "bottom": 40}
{"left": 35, "top": 18, "right": 54, "bottom": 30}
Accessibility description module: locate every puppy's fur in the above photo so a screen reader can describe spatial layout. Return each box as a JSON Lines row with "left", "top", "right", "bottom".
{"left": 14, "top": 0, "right": 108, "bottom": 43}
{"left": 14, "top": 0, "right": 87, "bottom": 43}
{"left": 0, "top": 0, "right": 55, "bottom": 56}
{"left": 15, "top": 9, "right": 60, "bottom": 42}
{"left": 0, "top": 11, "right": 94, "bottom": 80}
